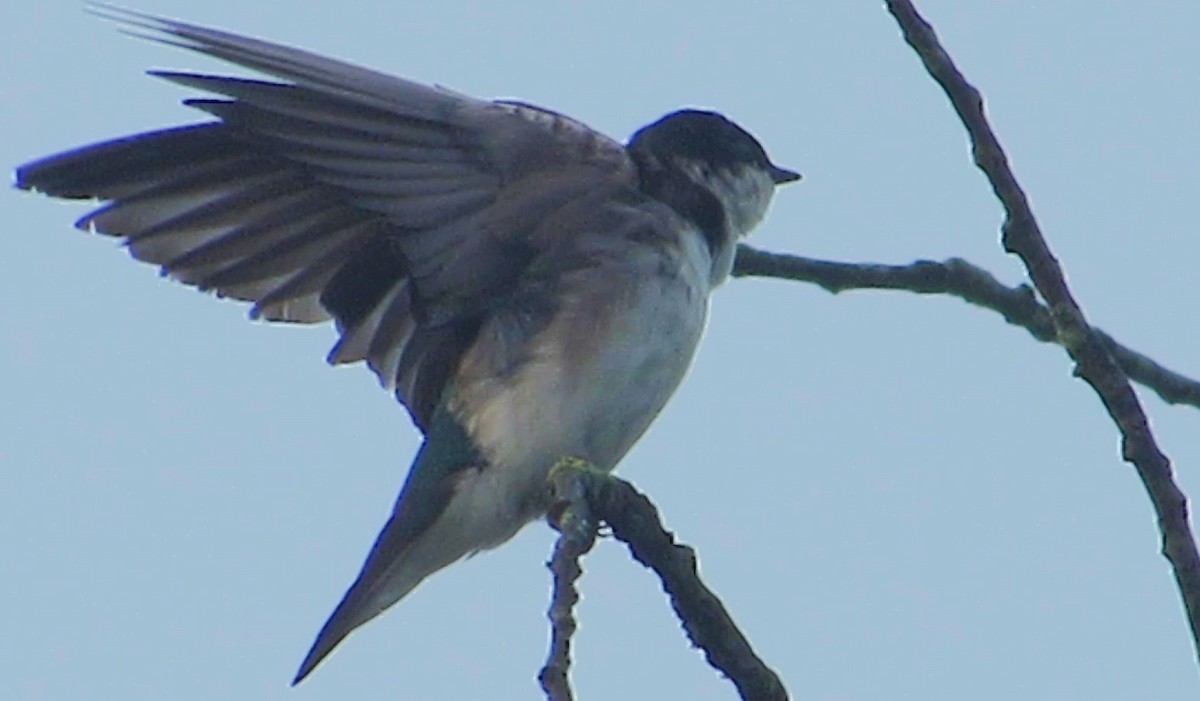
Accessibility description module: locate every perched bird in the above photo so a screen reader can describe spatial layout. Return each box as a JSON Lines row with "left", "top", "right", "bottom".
{"left": 15, "top": 7, "right": 799, "bottom": 683}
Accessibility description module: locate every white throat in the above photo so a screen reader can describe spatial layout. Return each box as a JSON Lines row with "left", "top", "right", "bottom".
{"left": 671, "top": 161, "right": 777, "bottom": 286}
{"left": 708, "top": 164, "right": 777, "bottom": 237}
{"left": 678, "top": 161, "right": 777, "bottom": 239}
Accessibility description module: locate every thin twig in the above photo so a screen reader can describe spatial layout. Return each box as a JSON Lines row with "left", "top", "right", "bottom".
{"left": 540, "top": 459, "right": 601, "bottom": 701}
{"left": 885, "top": 0, "right": 1200, "bottom": 666}
{"left": 732, "top": 246, "right": 1200, "bottom": 410}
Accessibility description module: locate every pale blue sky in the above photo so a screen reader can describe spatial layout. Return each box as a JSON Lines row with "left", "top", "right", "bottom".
{"left": 4, "top": 2, "right": 1198, "bottom": 699}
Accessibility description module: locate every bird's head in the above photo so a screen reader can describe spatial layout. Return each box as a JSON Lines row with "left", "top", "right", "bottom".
{"left": 628, "top": 109, "right": 799, "bottom": 238}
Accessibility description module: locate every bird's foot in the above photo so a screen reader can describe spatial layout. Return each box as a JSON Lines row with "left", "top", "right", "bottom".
{"left": 546, "top": 456, "right": 606, "bottom": 543}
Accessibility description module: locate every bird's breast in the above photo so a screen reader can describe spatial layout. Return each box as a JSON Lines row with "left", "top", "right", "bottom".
{"left": 448, "top": 227, "right": 712, "bottom": 509}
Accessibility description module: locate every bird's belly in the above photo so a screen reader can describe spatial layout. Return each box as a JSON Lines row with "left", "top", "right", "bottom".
{"left": 570, "top": 288, "right": 707, "bottom": 468}
{"left": 452, "top": 262, "right": 708, "bottom": 514}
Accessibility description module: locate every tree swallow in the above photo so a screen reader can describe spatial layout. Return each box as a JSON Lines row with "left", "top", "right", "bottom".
{"left": 15, "top": 8, "right": 799, "bottom": 683}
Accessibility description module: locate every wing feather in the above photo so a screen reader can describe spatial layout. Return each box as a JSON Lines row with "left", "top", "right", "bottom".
{"left": 18, "top": 8, "right": 633, "bottom": 430}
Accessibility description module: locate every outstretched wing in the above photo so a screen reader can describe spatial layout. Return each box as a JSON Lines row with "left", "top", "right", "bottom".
{"left": 16, "top": 8, "right": 634, "bottom": 430}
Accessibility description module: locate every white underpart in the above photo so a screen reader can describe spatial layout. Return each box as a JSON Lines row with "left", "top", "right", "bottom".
{"left": 422, "top": 222, "right": 715, "bottom": 564}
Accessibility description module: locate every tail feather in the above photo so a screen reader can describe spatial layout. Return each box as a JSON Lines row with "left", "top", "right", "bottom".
{"left": 292, "top": 531, "right": 424, "bottom": 685}
{"left": 293, "top": 409, "right": 483, "bottom": 683}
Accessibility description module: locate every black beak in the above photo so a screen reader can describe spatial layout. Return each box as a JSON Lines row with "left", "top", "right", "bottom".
{"left": 769, "top": 163, "right": 801, "bottom": 185}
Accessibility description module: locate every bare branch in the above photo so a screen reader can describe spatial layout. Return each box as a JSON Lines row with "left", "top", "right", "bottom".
{"left": 885, "top": 0, "right": 1200, "bottom": 664}
{"left": 546, "top": 463, "right": 789, "bottom": 701}
{"left": 732, "top": 246, "right": 1200, "bottom": 410}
